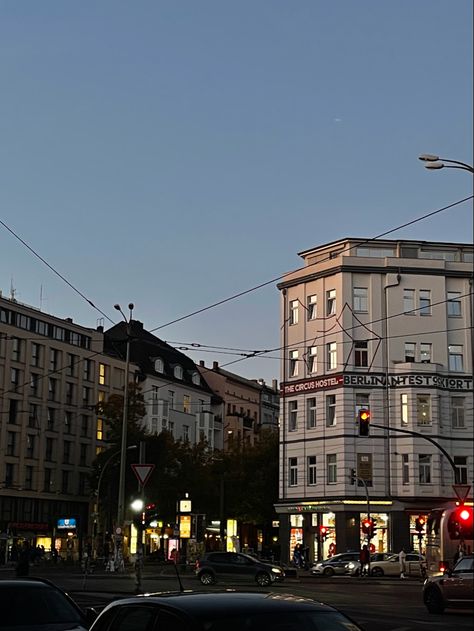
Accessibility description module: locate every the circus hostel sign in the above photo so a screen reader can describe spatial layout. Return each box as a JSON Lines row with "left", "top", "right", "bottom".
{"left": 281, "top": 372, "right": 473, "bottom": 397}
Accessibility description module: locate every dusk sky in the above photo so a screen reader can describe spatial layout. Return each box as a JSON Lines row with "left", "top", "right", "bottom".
{"left": 0, "top": 1, "right": 472, "bottom": 383}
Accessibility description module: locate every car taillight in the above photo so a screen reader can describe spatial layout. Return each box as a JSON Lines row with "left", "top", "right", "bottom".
{"left": 439, "top": 563, "right": 446, "bottom": 573}
{"left": 195, "top": 560, "right": 200, "bottom": 570}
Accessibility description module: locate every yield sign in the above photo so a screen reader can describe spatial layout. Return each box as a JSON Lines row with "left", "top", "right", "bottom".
{"left": 452, "top": 484, "right": 471, "bottom": 502}
{"left": 131, "top": 464, "right": 155, "bottom": 486}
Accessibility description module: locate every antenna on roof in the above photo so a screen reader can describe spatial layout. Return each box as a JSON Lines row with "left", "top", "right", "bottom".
{"left": 39, "top": 284, "right": 43, "bottom": 311}
{"left": 10, "top": 277, "right": 16, "bottom": 301}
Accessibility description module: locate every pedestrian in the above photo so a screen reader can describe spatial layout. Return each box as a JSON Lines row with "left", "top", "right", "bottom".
{"left": 15, "top": 541, "right": 30, "bottom": 577}
{"left": 359, "top": 544, "right": 370, "bottom": 577}
{"left": 399, "top": 548, "right": 407, "bottom": 579}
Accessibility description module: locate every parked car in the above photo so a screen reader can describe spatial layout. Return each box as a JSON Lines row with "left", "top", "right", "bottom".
{"left": 0, "top": 577, "right": 96, "bottom": 630}
{"left": 423, "top": 554, "right": 474, "bottom": 614}
{"left": 347, "top": 552, "right": 426, "bottom": 577}
{"left": 89, "top": 591, "right": 364, "bottom": 630}
{"left": 346, "top": 552, "right": 397, "bottom": 576}
{"left": 195, "top": 551, "right": 285, "bottom": 586}
{"left": 310, "top": 552, "right": 360, "bottom": 576}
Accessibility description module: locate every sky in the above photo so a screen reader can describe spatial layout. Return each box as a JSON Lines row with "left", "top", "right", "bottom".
{"left": 0, "top": 1, "right": 472, "bottom": 383}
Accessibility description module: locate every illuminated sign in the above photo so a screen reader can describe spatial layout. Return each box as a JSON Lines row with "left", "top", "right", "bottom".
{"left": 179, "top": 515, "right": 191, "bottom": 538}
{"left": 57, "top": 518, "right": 76, "bottom": 530}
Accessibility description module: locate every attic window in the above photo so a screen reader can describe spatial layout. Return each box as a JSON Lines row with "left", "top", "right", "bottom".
{"left": 174, "top": 365, "right": 183, "bottom": 380}
{"left": 154, "top": 358, "right": 164, "bottom": 373}
{"left": 192, "top": 372, "right": 200, "bottom": 386}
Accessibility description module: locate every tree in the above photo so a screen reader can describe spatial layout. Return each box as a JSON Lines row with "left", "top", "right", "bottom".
{"left": 95, "top": 382, "right": 146, "bottom": 445}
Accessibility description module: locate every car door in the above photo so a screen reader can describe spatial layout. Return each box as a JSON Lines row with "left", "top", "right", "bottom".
{"left": 405, "top": 553, "right": 423, "bottom": 576}
{"left": 208, "top": 552, "right": 235, "bottom": 582}
{"left": 441, "top": 557, "right": 474, "bottom": 604}
{"left": 333, "top": 554, "right": 356, "bottom": 573}
{"left": 377, "top": 555, "right": 400, "bottom": 576}
{"left": 230, "top": 553, "right": 257, "bottom": 581}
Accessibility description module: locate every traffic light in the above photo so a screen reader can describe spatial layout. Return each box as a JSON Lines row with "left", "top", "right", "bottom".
{"left": 143, "top": 503, "right": 159, "bottom": 527}
{"left": 319, "top": 525, "right": 328, "bottom": 542}
{"left": 448, "top": 506, "right": 473, "bottom": 540}
{"left": 361, "top": 517, "right": 376, "bottom": 538}
{"left": 358, "top": 408, "right": 371, "bottom": 436}
{"left": 415, "top": 516, "right": 426, "bottom": 534}
{"left": 349, "top": 468, "right": 356, "bottom": 485}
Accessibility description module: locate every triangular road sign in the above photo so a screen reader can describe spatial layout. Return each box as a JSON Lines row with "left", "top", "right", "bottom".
{"left": 131, "top": 464, "right": 155, "bottom": 486}
{"left": 452, "top": 484, "right": 471, "bottom": 502}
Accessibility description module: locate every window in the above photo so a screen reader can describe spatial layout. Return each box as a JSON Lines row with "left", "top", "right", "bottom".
{"left": 327, "top": 342, "right": 337, "bottom": 370}
{"left": 81, "top": 415, "right": 90, "bottom": 437}
{"left": 420, "top": 343, "right": 432, "bottom": 363}
{"left": 307, "top": 346, "right": 317, "bottom": 373}
{"left": 25, "top": 466, "right": 34, "bottom": 491}
{"left": 401, "top": 394, "right": 409, "bottom": 426}
{"left": 327, "top": 454, "right": 337, "bottom": 484}
{"left": 174, "top": 365, "right": 183, "bottom": 379}
{"left": 99, "top": 363, "right": 106, "bottom": 385}
{"left": 353, "top": 287, "right": 368, "bottom": 312}
{"left": 79, "top": 443, "right": 88, "bottom": 467}
{"left": 29, "top": 404, "right": 38, "bottom": 427}
{"left": 8, "top": 399, "right": 18, "bottom": 424}
{"left": 307, "top": 456, "right": 317, "bottom": 486}
{"left": 354, "top": 341, "right": 368, "bottom": 367}
{"left": 168, "top": 421, "right": 174, "bottom": 436}
{"left": 404, "top": 342, "right": 416, "bottom": 362}
{"left": 447, "top": 292, "right": 462, "bottom": 317}
{"left": 30, "top": 373, "right": 39, "bottom": 397}
{"left": 192, "top": 372, "right": 200, "bottom": 386}
{"left": 64, "top": 411, "right": 73, "bottom": 434}
{"left": 307, "top": 398, "right": 317, "bottom": 429}
{"left": 419, "top": 290, "right": 431, "bottom": 315}
{"left": 11, "top": 337, "right": 21, "bottom": 361}
{"left": 451, "top": 397, "right": 465, "bottom": 429}
{"left": 356, "top": 247, "right": 395, "bottom": 257}
{"left": 43, "top": 468, "right": 53, "bottom": 492}
{"left": 63, "top": 441, "right": 72, "bottom": 464}
{"left": 78, "top": 472, "right": 88, "bottom": 495}
{"left": 307, "top": 294, "right": 317, "bottom": 320}
{"left": 45, "top": 438, "right": 54, "bottom": 461}
{"left": 288, "top": 401, "right": 298, "bottom": 431}
{"left": 66, "top": 353, "right": 77, "bottom": 377}
{"left": 183, "top": 394, "right": 191, "bottom": 414}
{"left": 289, "top": 350, "right": 299, "bottom": 377}
{"left": 419, "top": 454, "right": 432, "bottom": 484}
{"left": 47, "top": 408, "right": 56, "bottom": 431}
{"left": 326, "top": 289, "right": 336, "bottom": 316}
{"left": 26, "top": 434, "right": 35, "bottom": 459}
{"left": 454, "top": 457, "right": 468, "bottom": 484}
{"left": 83, "top": 386, "right": 91, "bottom": 405}
{"left": 326, "top": 394, "right": 336, "bottom": 427}
{"left": 11, "top": 368, "right": 20, "bottom": 389}
{"left": 5, "top": 463, "right": 14, "bottom": 487}
{"left": 65, "top": 382, "right": 74, "bottom": 405}
{"left": 357, "top": 453, "right": 373, "bottom": 487}
{"left": 96, "top": 418, "right": 104, "bottom": 441}
{"left": 403, "top": 289, "right": 415, "bottom": 314}
{"left": 168, "top": 390, "right": 175, "bottom": 408}
{"left": 183, "top": 425, "right": 190, "bottom": 441}
{"left": 416, "top": 395, "right": 431, "bottom": 425}
{"left": 48, "top": 378, "right": 57, "bottom": 401}
{"left": 50, "top": 349, "right": 59, "bottom": 371}
{"left": 289, "top": 458, "right": 298, "bottom": 487}
{"left": 448, "top": 345, "right": 463, "bottom": 372}
{"left": 83, "top": 359, "right": 92, "bottom": 381}
{"left": 31, "top": 343, "right": 41, "bottom": 367}
{"left": 402, "top": 454, "right": 409, "bottom": 484}
{"left": 7, "top": 432, "right": 17, "bottom": 456}
{"left": 355, "top": 393, "right": 370, "bottom": 415}
{"left": 289, "top": 300, "right": 299, "bottom": 325}
{"left": 61, "top": 470, "right": 70, "bottom": 494}
{"left": 154, "top": 358, "right": 164, "bottom": 373}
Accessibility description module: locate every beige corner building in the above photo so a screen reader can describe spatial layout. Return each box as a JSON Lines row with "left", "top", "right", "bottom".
{"left": 276, "top": 238, "right": 473, "bottom": 563}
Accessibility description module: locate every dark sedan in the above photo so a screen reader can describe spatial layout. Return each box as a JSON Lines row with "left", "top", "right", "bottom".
{"left": 195, "top": 551, "right": 285, "bottom": 586}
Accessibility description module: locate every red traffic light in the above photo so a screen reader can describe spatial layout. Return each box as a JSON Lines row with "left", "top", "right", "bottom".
{"left": 358, "top": 408, "right": 371, "bottom": 436}
{"left": 360, "top": 410, "right": 370, "bottom": 421}
{"left": 319, "top": 525, "right": 328, "bottom": 541}
{"left": 459, "top": 508, "right": 472, "bottom": 522}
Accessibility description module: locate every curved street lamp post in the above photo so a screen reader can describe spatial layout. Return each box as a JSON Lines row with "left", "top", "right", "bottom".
{"left": 419, "top": 154, "right": 474, "bottom": 174}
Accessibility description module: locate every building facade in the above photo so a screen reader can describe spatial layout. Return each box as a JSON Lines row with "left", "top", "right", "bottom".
{"left": 276, "top": 238, "right": 473, "bottom": 563}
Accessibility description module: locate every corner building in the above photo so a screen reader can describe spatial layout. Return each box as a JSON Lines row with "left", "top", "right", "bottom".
{"left": 276, "top": 238, "right": 473, "bottom": 563}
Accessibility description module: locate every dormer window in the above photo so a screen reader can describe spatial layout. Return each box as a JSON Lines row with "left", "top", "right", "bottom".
{"left": 192, "top": 372, "right": 200, "bottom": 386}
{"left": 154, "top": 358, "right": 164, "bottom": 373}
{"left": 174, "top": 365, "right": 183, "bottom": 380}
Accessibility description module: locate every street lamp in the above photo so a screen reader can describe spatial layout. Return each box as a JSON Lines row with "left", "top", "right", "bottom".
{"left": 418, "top": 154, "right": 474, "bottom": 174}
{"left": 114, "top": 302, "right": 134, "bottom": 544}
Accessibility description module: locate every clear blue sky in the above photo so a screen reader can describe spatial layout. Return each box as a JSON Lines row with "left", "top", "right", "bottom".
{"left": 0, "top": 1, "right": 472, "bottom": 382}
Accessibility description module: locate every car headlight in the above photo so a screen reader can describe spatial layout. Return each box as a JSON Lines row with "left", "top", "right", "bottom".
{"left": 347, "top": 562, "right": 356, "bottom": 569}
{"left": 271, "top": 567, "right": 282, "bottom": 574}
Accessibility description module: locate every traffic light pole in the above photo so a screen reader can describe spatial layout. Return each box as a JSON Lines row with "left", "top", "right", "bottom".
{"left": 369, "top": 423, "right": 461, "bottom": 484}
{"left": 350, "top": 469, "right": 372, "bottom": 574}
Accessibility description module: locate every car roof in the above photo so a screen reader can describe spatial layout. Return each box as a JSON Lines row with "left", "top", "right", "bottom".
{"left": 0, "top": 578, "right": 57, "bottom": 588}
{"left": 103, "top": 591, "right": 337, "bottom": 616}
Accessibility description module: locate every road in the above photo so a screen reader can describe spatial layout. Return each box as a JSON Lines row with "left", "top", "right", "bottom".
{"left": 1, "top": 563, "right": 472, "bottom": 630}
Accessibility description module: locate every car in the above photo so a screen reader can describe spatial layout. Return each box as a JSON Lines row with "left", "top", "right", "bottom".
{"left": 346, "top": 552, "right": 398, "bottom": 576}
{"left": 89, "top": 590, "right": 364, "bottom": 630}
{"left": 0, "top": 577, "right": 96, "bottom": 630}
{"left": 347, "top": 552, "right": 426, "bottom": 577}
{"left": 310, "top": 552, "right": 360, "bottom": 576}
{"left": 195, "top": 551, "right": 284, "bottom": 586}
{"left": 423, "top": 554, "right": 474, "bottom": 614}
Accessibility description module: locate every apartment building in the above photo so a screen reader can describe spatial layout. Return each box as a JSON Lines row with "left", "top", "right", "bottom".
{"left": 276, "top": 238, "right": 473, "bottom": 563}
{"left": 0, "top": 295, "right": 129, "bottom": 560}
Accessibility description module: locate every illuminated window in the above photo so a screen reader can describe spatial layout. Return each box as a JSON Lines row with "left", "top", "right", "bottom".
{"left": 416, "top": 395, "right": 431, "bottom": 425}
{"left": 96, "top": 418, "right": 103, "bottom": 441}
{"left": 99, "top": 363, "right": 106, "bottom": 385}
{"left": 183, "top": 395, "right": 191, "bottom": 414}
{"left": 401, "top": 394, "right": 409, "bottom": 426}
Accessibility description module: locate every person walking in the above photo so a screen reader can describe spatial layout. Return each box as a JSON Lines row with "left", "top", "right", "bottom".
{"left": 399, "top": 548, "right": 407, "bottom": 579}
{"left": 359, "top": 544, "right": 370, "bottom": 577}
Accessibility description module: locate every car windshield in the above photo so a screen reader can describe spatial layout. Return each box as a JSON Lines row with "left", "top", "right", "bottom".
{"left": 200, "top": 611, "right": 361, "bottom": 630}
{"left": 0, "top": 585, "right": 83, "bottom": 628}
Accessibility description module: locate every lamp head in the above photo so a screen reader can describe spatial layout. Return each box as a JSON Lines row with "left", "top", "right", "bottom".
{"left": 114, "top": 304, "right": 121, "bottom": 311}
{"left": 425, "top": 161, "right": 444, "bottom": 170}
{"left": 419, "top": 153, "right": 439, "bottom": 162}
{"left": 128, "top": 303, "right": 134, "bottom": 310}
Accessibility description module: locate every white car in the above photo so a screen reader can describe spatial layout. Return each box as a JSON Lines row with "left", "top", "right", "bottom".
{"left": 347, "top": 552, "right": 426, "bottom": 577}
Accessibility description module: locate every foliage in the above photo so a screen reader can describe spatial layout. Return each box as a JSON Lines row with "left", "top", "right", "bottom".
{"left": 95, "top": 382, "right": 147, "bottom": 445}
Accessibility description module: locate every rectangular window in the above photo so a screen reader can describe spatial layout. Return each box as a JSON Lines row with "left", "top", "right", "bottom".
{"left": 78, "top": 472, "right": 88, "bottom": 495}
{"left": 8, "top": 399, "right": 18, "bottom": 424}
{"left": 7, "top": 431, "right": 17, "bottom": 456}
{"left": 11, "top": 368, "right": 20, "bottom": 389}
{"left": 419, "top": 290, "right": 431, "bottom": 315}
{"left": 355, "top": 393, "right": 370, "bottom": 414}
{"left": 420, "top": 343, "right": 432, "bottom": 363}
{"left": 326, "top": 394, "right": 336, "bottom": 427}
{"left": 357, "top": 453, "right": 373, "bottom": 487}
{"left": 451, "top": 397, "right": 465, "bottom": 429}
{"left": 289, "top": 350, "right": 299, "bottom": 377}
{"left": 326, "top": 289, "right": 336, "bottom": 316}
{"left": 26, "top": 434, "right": 35, "bottom": 459}
{"left": 12, "top": 337, "right": 21, "bottom": 361}
{"left": 307, "top": 346, "right": 317, "bottom": 374}
{"left": 50, "top": 349, "right": 59, "bottom": 371}
{"left": 5, "top": 463, "right": 14, "bottom": 487}
{"left": 47, "top": 408, "right": 56, "bottom": 431}
{"left": 447, "top": 291, "right": 462, "bottom": 317}
{"left": 307, "top": 294, "right": 317, "bottom": 320}
{"left": 29, "top": 404, "right": 38, "bottom": 427}
{"left": 168, "top": 421, "right": 174, "bottom": 436}
{"left": 25, "top": 466, "right": 34, "bottom": 491}
{"left": 83, "top": 386, "right": 90, "bottom": 405}
{"left": 80, "top": 443, "right": 88, "bottom": 467}
{"left": 45, "top": 438, "right": 54, "bottom": 461}
{"left": 63, "top": 441, "right": 71, "bottom": 464}
{"left": 81, "top": 415, "right": 90, "bottom": 437}
{"left": 289, "top": 300, "right": 299, "bottom": 325}
{"left": 327, "top": 454, "right": 337, "bottom": 484}
{"left": 448, "top": 345, "right": 463, "bottom": 372}
{"left": 419, "top": 454, "right": 432, "bottom": 484}
{"left": 404, "top": 342, "right": 416, "bottom": 362}
{"left": 454, "top": 456, "right": 468, "bottom": 484}
{"left": 30, "top": 373, "right": 39, "bottom": 397}
{"left": 31, "top": 343, "right": 41, "bottom": 367}
{"left": 307, "top": 456, "right": 317, "bottom": 486}
{"left": 64, "top": 411, "right": 73, "bottom": 434}
{"left": 43, "top": 468, "right": 53, "bottom": 492}
{"left": 353, "top": 287, "right": 368, "bottom": 312}
{"left": 48, "top": 378, "right": 57, "bottom": 401}
{"left": 288, "top": 400, "right": 298, "bottom": 431}
{"left": 183, "top": 425, "right": 190, "bottom": 441}
{"left": 83, "top": 359, "right": 92, "bottom": 381}
{"left": 183, "top": 395, "right": 191, "bottom": 414}
{"left": 307, "top": 398, "right": 317, "bottom": 429}
{"left": 61, "top": 470, "right": 69, "bottom": 494}
{"left": 327, "top": 342, "right": 337, "bottom": 370}
{"left": 289, "top": 458, "right": 298, "bottom": 487}
{"left": 401, "top": 394, "right": 409, "bottom": 426}
{"left": 99, "top": 363, "right": 106, "bottom": 385}
{"left": 168, "top": 390, "right": 175, "bottom": 409}
{"left": 65, "top": 382, "right": 74, "bottom": 405}
{"left": 96, "top": 418, "right": 103, "bottom": 441}
{"left": 402, "top": 454, "right": 409, "bottom": 484}
{"left": 66, "top": 353, "right": 77, "bottom": 377}
{"left": 403, "top": 289, "right": 415, "bottom": 314}
{"left": 354, "top": 341, "right": 368, "bottom": 367}
{"left": 416, "top": 395, "right": 431, "bottom": 425}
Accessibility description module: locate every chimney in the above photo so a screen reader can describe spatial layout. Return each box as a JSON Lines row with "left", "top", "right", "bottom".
{"left": 199, "top": 360, "right": 205, "bottom": 367}
{"left": 213, "top": 361, "right": 219, "bottom": 370}
{"left": 96, "top": 325, "right": 104, "bottom": 333}
{"left": 272, "top": 379, "right": 278, "bottom": 391}
{"left": 65, "top": 317, "right": 73, "bottom": 323}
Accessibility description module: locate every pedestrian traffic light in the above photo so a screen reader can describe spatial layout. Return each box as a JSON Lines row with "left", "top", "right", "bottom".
{"left": 358, "top": 409, "right": 371, "bottom": 436}
{"left": 319, "top": 526, "right": 328, "bottom": 542}
{"left": 415, "top": 516, "right": 426, "bottom": 534}
{"left": 361, "top": 517, "right": 375, "bottom": 538}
